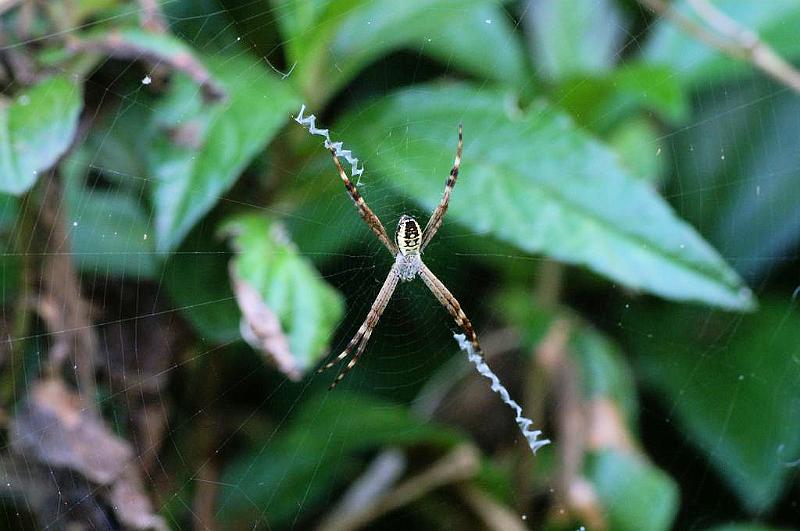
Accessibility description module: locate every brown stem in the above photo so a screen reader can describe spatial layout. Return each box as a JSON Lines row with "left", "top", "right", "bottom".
{"left": 459, "top": 485, "right": 529, "bottom": 531}
{"left": 535, "top": 319, "right": 607, "bottom": 530}
{"left": 65, "top": 32, "right": 226, "bottom": 102}
{"left": 639, "top": 0, "right": 800, "bottom": 93}
{"left": 137, "top": 0, "right": 168, "bottom": 33}
{"left": 516, "top": 260, "right": 564, "bottom": 507}
{"left": 37, "top": 175, "right": 98, "bottom": 404}
{"left": 316, "top": 445, "right": 480, "bottom": 531}
{"left": 534, "top": 259, "right": 563, "bottom": 309}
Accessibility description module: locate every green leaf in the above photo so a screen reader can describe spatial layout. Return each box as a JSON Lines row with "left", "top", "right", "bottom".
{"left": 59, "top": 125, "right": 158, "bottom": 279}
{"left": 526, "top": 0, "right": 627, "bottom": 80}
{"left": 0, "top": 194, "right": 21, "bottom": 302}
{"left": 276, "top": 0, "right": 527, "bottom": 103}
{"left": 643, "top": 1, "right": 800, "bottom": 87}
{"left": 706, "top": 525, "right": 795, "bottom": 531}
{"left": 557, "top": 64, "right": 689, "bottom": 131}
{"left": 149, "top": 54, "right": 299, "bottom": 252}
{"left": 0, "top": 76, "right": 82, "bottom": 195}
{"left": 63, "top": 173, "right": 158, "bottom": 279}
{"left": 586, "top": 450, "right": 679, "bottom": 531}
{"left": 608, "top": 118, "right": 666, "bottom": 185}
{"left": 217, "top": 390, "right": 461, "bottom": 527}
{"left": 284, "top": 151, "right": 376, "bottom": 260}
{"left": 628, "top": 301, "right": 800, "bottom": 512}
{"left": 221, "top": 213, "right": 344, "bottom": 374}
{"left": 162, "top": 226, "right": 241, "bottom": 344}
{"left": 338, "top": 83, "right": 754, "bottom": 310}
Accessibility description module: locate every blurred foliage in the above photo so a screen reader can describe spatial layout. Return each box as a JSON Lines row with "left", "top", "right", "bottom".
{"left": 1, "top": 0, "right": 799, "bottom": 530}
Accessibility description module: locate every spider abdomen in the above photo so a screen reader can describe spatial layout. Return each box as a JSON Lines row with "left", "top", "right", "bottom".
{"left": 396, "top": 215, "right": 421, "bottom": 256}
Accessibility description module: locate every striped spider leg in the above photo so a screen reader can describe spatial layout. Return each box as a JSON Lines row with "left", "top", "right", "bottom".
{"left": 319, "top": 124, "right": 479, "bottom": 389}
{"left": 421, "top": 123, "right": 462, "bottom": 250}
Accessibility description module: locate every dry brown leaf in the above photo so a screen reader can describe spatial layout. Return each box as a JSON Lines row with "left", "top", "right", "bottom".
{"left": 231, "top": 266, "right": 302, "bottom": 381}
{"left": 96, "top": 284, "right": 188, "bottom": 474}
{"left": 108, "top": 468, "right": 168, "bottom": 531}
{"left": 10, "top": 378, "right": 167, "bottom": 530}
{"left": 586, "top": 398, "right": 635, "bottom": 452}
{"left": 11, "top": 379, "right": 131, "bottom": 485}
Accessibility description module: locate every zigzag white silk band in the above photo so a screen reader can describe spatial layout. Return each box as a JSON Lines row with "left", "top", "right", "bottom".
{"left": 294, "top": 104, "right": 365, "bottom": 179}
{"left": 454, "top": 334, "right": 550, "bottom": 454}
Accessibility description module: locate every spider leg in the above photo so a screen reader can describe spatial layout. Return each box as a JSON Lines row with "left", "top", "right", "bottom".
{"left": 316, "top": 326, "right": 365, "bottom": 373}
{"left": 328, "top": 324, "right": 377, "bottom": 390}
{"left": 319, "top": 265, "right": 400, "bottom": 389}
{"left": 329, "top": 148, "right": 398, "bottom": 255}
{"left": 418, "top": 263, "right": 482, "bottom": 354}
{"left": 421, "top": 124, "right": 462, "bottom": 250}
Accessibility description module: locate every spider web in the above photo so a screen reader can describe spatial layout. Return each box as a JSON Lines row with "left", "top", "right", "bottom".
{"left": 1, "top": 1, "right": 799, "bottom": 530}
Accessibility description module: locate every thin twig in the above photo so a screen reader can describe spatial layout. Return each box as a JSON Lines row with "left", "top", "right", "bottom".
{"left": 316, "top": 450, "right": 406, "bottom": 526}
{"left": 316, "top": 445, "right": 480, "bottom": 531}
{"left": 137, "top": 0, "right": 168, "bottom": 33}
{"left": 639, "top": 0, "right": 800, "bottom": 93}
{"left": 534, "top": 319, "right": 606, "bottom": 530}
{"left": 534, "top": 260, "right": 563, "bottom": 309}
{"left": 320, "top": 328, "right": 523, "bottom": 529}
{"left": 65, "top": 32, "right": 226, "bottom": 102}
{"left": 459, "top": 485, "right": 529, "bottom": 531}
{"left": 413, "top": 327, "right": 521, "bottom": 418}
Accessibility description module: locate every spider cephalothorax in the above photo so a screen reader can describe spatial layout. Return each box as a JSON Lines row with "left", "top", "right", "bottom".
{"left": 318, "top": 124, "right": 479, "bottom": 388}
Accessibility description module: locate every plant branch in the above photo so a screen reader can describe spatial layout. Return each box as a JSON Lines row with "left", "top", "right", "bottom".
{"left": 316, "top": 445, "right": 480, "bottom": 531}
{"left": 65, "top": 32, "right": 226, "bottom": 102}
{"left": 639, "top": 0, "right": 800, "bottom": 93}
{"left": 137, "top": 0, "right": 168, "bottom": 33}
{"left": 459, "top": 485, "right": 529, "bottom": 531}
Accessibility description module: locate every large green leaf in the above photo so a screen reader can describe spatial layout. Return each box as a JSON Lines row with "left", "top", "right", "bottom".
{"left": 217, "top": 390, "right": 461, "bottom": 527}
{"left": 338, "top": 83, "right": 753, "bottom": 310}
{"left": 557, "top": 63, "right": 689, "bottom": 131}
{"left": 707, "top": 525, "right": 794, "bottom": 531}
{"left": 0, "top": 76, "right": 82, "bottom": 195}
{"left": 643, "top": 1, "right": 800, "bottom": 87}
{"left": 628, "top": 301, "right": 800, "bottom": 512}
{"left": 149, "top": 54, "right": 299, "bottom": 252}
{"left": 59, "top": 116, "right": 158, "bottom": 279}
{"left": 162, "top": 225, "right": 241, "bottom": 345}
{"left": 525, "top": 0, "right": 627, "bottom": 80}
{"left": 275, "top": 0, "right": 527, "bottom": 104}
{"left": 586, "top": 450, "right": 679, "bottom": 531}
{"left": 61, "top": 158, "right": 158, "bottom": 279}
{"left": 608, "top": 118, "right": 666, "bottom": 185}
{"left": 221, "top": 214, "right": 344, "bottom": 374}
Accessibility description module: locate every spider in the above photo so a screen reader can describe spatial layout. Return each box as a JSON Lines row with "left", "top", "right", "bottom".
{"left": 319, "top": 125, "right": 483, "bottom": 389}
